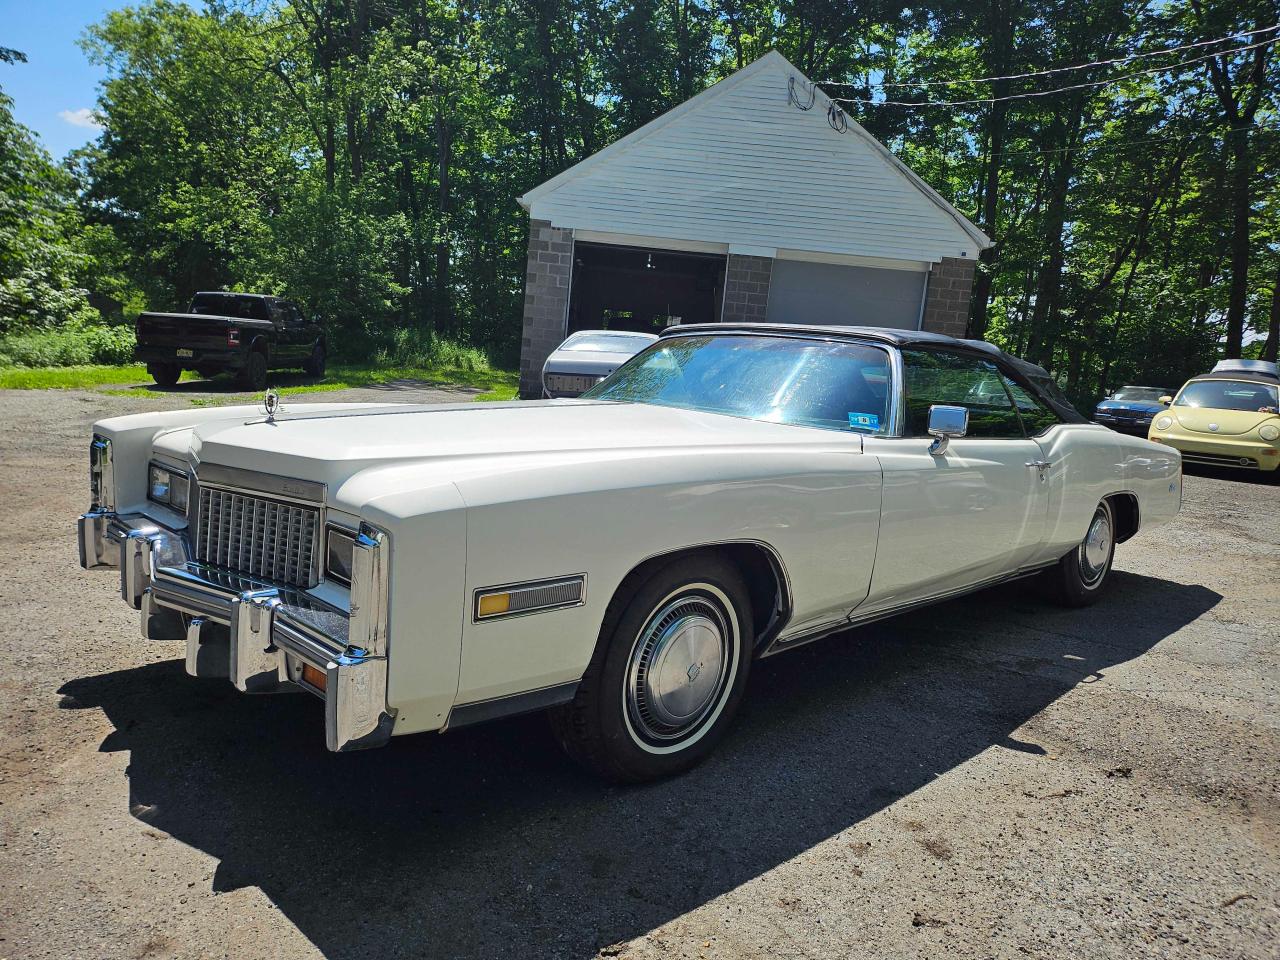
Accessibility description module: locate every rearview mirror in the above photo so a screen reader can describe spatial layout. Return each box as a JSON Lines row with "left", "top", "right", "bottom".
{"left": 927, "top": 404, "right": 968, "bottom": 455}
{"left": 1159, "top": 395, "right": 1173, "bottom": 405}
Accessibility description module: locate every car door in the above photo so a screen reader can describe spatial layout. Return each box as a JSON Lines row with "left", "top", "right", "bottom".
{"left": 859, "top": 348, "right": 1050, "bottom": 613}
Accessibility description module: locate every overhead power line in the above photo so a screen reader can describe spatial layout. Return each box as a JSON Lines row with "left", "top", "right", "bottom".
{"left": 822, "top": 36, "right": 1279, "bottom": 107}
{"left": 815, "top": 23, "right": 1279, "bottom": 91}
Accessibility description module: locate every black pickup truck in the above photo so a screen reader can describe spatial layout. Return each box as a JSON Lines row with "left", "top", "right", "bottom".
{"left": 134, "top": 292, "right": 326, "bottom": 389}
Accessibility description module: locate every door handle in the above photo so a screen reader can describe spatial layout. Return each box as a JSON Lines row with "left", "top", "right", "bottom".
{"left": 1026, "top": 459, "right": 1051, "bottom": 481}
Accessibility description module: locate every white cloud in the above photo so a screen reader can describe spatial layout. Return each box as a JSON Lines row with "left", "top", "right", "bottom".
{"left": 59, "top": 108, "right": 103, "bottom": 131}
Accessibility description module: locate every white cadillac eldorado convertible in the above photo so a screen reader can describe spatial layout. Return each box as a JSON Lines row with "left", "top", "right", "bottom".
{"left": 78, "top": 324, "right": 1182, "bottom": 781}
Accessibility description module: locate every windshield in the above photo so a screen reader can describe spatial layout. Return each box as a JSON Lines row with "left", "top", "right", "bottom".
{"left": 1174, "top": 379, "right": 1279, "bottom": 413}
{"left": 190, "top": 293, "right": 270, "bottom": 321}
{"left": 1110, "top": 386, "right": 1168, "bottom": 402}
{"left": 562, "top": 333, "right": 654, "bottom": 354}
{"left": 583, "top": 334, "right": 892, "bottom": 434}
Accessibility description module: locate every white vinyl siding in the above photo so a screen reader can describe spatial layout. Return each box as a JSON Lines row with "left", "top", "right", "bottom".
{"left": 524, "top": 53, "right": 984, "bottom": 265}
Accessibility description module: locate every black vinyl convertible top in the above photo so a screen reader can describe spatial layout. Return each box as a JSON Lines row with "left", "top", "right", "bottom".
{"left": 664, "top": 322, "right": 1089, "bottom": 424}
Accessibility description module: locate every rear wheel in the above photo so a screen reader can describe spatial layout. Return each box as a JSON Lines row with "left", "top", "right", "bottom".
{"left": 550, "top": 554, "right": 752, "bottom": 783}
{"left": 147, "top": 362, "right": 181, "bottom": 387}
{"left": 237, "top": 350, "right": 268, "bottom": 391}
{"left": 1046, "top": 499, "right": 1115, "bottom": 607}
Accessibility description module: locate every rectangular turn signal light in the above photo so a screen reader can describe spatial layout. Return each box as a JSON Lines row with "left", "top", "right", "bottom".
{"left": 301, "top": 662, "right": 327, "bottom": 691}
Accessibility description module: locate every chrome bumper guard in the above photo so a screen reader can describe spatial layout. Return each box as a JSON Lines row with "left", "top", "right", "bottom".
{"left": 77, "top": 511, "right": 394, "bottom": 752}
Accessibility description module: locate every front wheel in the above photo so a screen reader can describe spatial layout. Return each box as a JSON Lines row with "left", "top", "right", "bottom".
{"left": 147, "top": 362, "right": 181, "bottom": 387}
{"left": 550, "top": 554, "right": 753, "bottom": 783}
{"left": 1045, "top": 499, "right": 1115, "bottom": 607}
{"left": 303, "top": 341, "right": 326, "bottom": 378}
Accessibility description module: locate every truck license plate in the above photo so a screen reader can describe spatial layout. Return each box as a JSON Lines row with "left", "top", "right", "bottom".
{"left": 176, "top": 349, "right": 194, "bottom": 358}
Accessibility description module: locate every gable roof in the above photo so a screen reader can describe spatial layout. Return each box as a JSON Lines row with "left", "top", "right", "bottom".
{"left": 519, "top": 50, "right": 991, "bottom": 262}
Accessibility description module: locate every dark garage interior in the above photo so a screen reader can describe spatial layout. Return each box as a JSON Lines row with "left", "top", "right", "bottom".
{"left": 567, "top": 242, "right": 726, "bottom": 335}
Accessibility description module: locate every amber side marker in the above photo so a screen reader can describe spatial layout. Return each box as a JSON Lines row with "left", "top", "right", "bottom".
{"left": 301, "top": 662, "right": 327, "bottom": 691}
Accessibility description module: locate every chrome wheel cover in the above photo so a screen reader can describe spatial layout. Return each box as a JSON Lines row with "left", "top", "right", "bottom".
{"left": 625, "top": 592, "right": 733, "bottom": 745}
{"left": 1078, "top": 506, "right": 1113, "bottom": 587}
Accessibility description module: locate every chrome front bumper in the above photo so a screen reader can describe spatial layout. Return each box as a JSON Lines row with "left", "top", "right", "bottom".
{"left": 77, "top": 511, "right": 394, "bottom": 752}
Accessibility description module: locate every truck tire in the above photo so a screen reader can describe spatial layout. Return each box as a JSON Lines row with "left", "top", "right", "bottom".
{"left": 303, "top": 341, "right": 326, "bottom": 378}
{"left": 237, "top": 350, "right": 268, "bottom": 391}
{"left": 549, "top": 553, "right": 753, "bottom": 783}
{"left": 147, "top": 363, "right": 181, "bottom": 387}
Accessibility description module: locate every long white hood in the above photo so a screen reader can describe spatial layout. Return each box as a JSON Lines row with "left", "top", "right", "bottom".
{"left": 188, "top": 399, "right": 856, "bottom": 495}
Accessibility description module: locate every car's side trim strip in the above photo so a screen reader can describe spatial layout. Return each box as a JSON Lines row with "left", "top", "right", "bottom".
{"left": 445, "top": 681, "right": 579, "bottom": 730}
{"left": 762, "top": 558, "right": 1060, "bottom": 657}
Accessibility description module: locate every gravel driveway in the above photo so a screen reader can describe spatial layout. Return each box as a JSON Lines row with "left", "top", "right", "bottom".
{"left": 0, "top": 386, "right": 1276, "bottom": 960}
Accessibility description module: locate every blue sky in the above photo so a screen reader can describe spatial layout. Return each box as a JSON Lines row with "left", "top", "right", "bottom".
{"left": 1, "top": 0, "right": 120, "bottom": 158}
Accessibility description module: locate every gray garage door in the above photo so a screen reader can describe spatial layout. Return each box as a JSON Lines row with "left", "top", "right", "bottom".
{"left": 764, "top": 259, "right": 926, "bottom": 330}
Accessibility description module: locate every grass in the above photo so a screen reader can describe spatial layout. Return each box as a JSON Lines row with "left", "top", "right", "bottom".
{"left": 0, "top": 361, "right": 519, "bottom": 402}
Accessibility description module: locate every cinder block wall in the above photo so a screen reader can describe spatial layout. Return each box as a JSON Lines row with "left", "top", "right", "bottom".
{"left": 721, "top": 254, "right": 772, "bottom": 322}
{"left": 920, "top": 257, "right": 975, "bottom": 338}
{"left": 518, "top": 220, "right": 574, "bottom": 398}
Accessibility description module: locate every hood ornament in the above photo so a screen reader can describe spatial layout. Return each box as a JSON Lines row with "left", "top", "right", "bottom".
{"left": 262, "top": 389, "right": 282, "bottom": 422}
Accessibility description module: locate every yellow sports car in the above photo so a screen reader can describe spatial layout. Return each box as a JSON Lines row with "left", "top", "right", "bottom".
{"left": 1148, "top": 360, "right": 1280, "bottom": 474}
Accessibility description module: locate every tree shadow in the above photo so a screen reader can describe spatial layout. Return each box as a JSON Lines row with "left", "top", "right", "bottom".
{"left": 120, "top": 371, "right": 335, "bottom": 395}
{"left": 1181, "top": 463, "right": 1278, "bottom": 487}
{"left": 117, "top": 374, "right": 482, "bottom": 397}
{"left": 60, "top": 571, "right": 1218, "bottom": 959}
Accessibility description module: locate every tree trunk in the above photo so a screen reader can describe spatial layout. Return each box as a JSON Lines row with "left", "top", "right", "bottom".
{"left": 434, "top": 110, "right": 453, "bottom": 337}
{"left": 1264, "top": 262, "right": 1280, "bottom": 364}
{"left": 1223, "top": 121, "right": 1251, "bottom": 357}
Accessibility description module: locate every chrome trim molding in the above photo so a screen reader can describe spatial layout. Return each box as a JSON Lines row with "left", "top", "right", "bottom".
{"left": 78, "top": 509, "right": 119, "bottom": 569}
{"left": 193, "top": 462, "right": 325, "bottom": 504}
{"left": 762, "top": 559, "right": 1059, "bottom": 657}
{"left": 446, "top": 681, "right": 579, "bottom": 730}
{"left": 473, "top": 574, "right": 587, "bottom": 622}
{"left": 80, "top": 510, "right": 394, "bottom": 753}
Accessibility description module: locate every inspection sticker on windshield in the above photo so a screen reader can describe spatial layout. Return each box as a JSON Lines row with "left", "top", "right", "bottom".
{"left": 848, "top": 412, "right": 880, "bottom": 432}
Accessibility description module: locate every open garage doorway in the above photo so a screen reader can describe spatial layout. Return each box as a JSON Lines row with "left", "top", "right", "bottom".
{"left": 567, "top": 242, "right": 726, "bottom": 336}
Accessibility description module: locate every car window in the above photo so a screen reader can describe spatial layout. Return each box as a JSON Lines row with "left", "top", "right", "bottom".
{"left": 1174, "top": 380, "right": 1279, "bottom": 412}
{"left": 585, "top": 334, "right": 892, "bottom": 435}
{"left": 902, "top": 350, "right": 1024, "bottom": 439}
{"left": 1111, "top": 387, "right": 1167, "bottom": 402}
{"left": 1003, "top": 377, "right": 1061, "bottom": 435}
{"left": 562, "top": 333, "right": 653, "bottom": 353}
{"left": 190, "top": 293, "right": 269, "bottom": 321}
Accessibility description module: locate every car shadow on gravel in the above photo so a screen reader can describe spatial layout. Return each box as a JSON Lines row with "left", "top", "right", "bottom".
{"left": 60, "top": 571, "right": 1219, "bottom": 960}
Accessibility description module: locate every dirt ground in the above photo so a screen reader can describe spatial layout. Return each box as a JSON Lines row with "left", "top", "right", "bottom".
{"left": 0, "top": 382, "right": 1277, "bottom": 960}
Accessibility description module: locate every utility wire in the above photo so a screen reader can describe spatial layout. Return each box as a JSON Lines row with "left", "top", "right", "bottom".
{"left": 823, "top": 37, "right": 1278, "bottom": 107}
{"left": 816, "top": 23, "right": 1279, "bottom": 89}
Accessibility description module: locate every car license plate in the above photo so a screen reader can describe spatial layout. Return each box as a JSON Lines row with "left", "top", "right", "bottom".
{"left": 176, "top": 349, "right": 194, "bottom": 358}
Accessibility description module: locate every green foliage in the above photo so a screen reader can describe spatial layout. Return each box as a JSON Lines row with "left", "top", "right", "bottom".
{"left": 2, "top": 0, "right": 1275, "bottom": 404}
{"left": 0, "top": 89, "right": 97, "bottom": 331}
{"left": 0, "top": 322, "right": 136, "bottom": 367}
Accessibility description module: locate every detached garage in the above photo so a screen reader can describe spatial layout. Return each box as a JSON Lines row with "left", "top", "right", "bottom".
{"left": 516, "top": 50, "right": 991, "bottom": 398}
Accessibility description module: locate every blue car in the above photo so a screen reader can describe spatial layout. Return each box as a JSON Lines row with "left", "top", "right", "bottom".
{"left": 1094, "top": 385, "right": 1174, "bottom": 434}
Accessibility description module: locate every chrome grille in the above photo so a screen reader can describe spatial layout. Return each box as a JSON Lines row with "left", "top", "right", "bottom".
{"left": 196, "top": 485, "right": 320, "bottom": 587}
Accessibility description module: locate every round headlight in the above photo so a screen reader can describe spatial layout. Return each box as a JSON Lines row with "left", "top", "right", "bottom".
{"left": 1154, "top": 415, "right": 1173, "bottom": 431}
{"left": 1260, "top": 423, "right": 1280, "bottom": 442}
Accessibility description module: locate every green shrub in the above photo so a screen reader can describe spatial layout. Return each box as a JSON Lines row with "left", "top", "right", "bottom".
{"left": 0, "top": 324, "right": 136, "bottom": 367}
{"left": 361, "top": 327, "right": 492, "bottom": 372}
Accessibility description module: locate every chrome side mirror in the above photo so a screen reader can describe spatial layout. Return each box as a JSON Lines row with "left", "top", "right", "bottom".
{"left": 927, "top": 404, "right": 968, "bottom": 455}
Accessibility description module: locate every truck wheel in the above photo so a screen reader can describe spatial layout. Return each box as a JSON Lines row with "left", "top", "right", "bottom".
{"left": 550, "top": 553, "right": 752, "bottom": 783}
{"left": 237, "top": 350, "right": 268, "bottom": 391}
{"left": 1045, "top": 499, "right": 1115, "bottom": 607}
{"left": 303, "top": 341, "right": 326, "bottom": 378}
{"left": 147, "top": 363, "right": 181, "bottom": 387}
